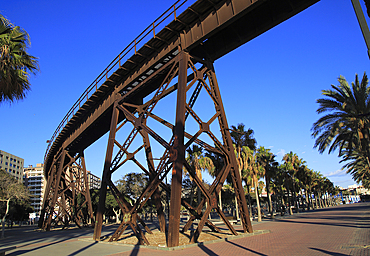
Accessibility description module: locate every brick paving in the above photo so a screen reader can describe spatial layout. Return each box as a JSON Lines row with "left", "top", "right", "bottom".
{"left": 1, "top": 202, "right": 369, "bottom": 255}
{"left": 109, "top": 203, "right": 370, "bottom": 256}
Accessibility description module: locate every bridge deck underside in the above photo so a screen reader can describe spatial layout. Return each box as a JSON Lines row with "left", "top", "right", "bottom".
{"left": 44, "top": 0, "right": 319, "bottom": 176}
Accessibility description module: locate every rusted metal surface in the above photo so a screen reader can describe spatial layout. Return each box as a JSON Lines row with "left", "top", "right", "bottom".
{"left": 41, "top": 0, "right": 321, "bottom": 248}
{"left": 89, "top": 51, "right": 251, "bottom": 246}
{"left": 43, "top": 0, "right": 319, "bottom": 179}
{"left": 167, "top": 51, "right": 188, "bottom": 247}
{"left": 39, "top": 150, "right": 94, "bottom": 230}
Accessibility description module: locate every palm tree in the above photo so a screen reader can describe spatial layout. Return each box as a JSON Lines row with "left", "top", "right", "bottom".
{"left": 230, "top": 124, "right": 256, "bottom": 219}
{"left": 205, "top": 149, "right": 224, "bottom": 210}
{"left": 185, "top": 145, "right": 214, "bottom": 205}
{"left": 340, "top": 147, "right": 370, "bottom": 189}
{"left": 240, "top": 146, "right": 263, "bottom": 222}
{"left": 311, "top": 171, "right": 324, "bottom": 209}
{"left": 311, "top": 73, "right": 370, "bottom": 186}
{"left": 280, "top": 163, "right": 294, "bottom": 215}
{"left": 282, "top": 151, "right": 302, "bottom": 213}
{"left": 272, "top": 164, "right": 289, "bottom": 216}
{"left": 230, "top": 124, "right": 256, "bottom": 157}
{"left": 256, "top": 146, "right": 278, "bottom": 218}
{"left": 0, "top": 14, "right": 39, "bottom": 103}
{"left": 297, "top": 165, "right": 314, "bottom": 211}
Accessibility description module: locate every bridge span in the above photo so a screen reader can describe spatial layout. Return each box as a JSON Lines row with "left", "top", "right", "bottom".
{"left": 40, "top": 0, "right": 319, "bottom": 247}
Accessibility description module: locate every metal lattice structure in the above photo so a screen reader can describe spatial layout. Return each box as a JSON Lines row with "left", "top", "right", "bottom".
{"left": 40, "top": 151, "right": 94, "bottom": 230}
{"left": 40, "top": 0, "right": 320, "bottom": 247}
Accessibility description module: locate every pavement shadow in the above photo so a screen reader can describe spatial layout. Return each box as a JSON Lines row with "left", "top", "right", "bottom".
{"left": 225, "top": 240, "right": 268, "bottom": 256}
{"left": 129, "top": 245, "right": 141, "bottom": 256}
{"left": 7, "top": 236, "right": 78, "bottom": 255}
{"left": 198, "top": 244, "right": 219, "bottom": 255}
{"left": 310, "top": 247, "right": 350, "bottom": 255}
{"left": 275, "top": 216, "right": 370, "bottom": 229}
{"left": 67, "top": 241, "right": 98, "bottom": 256}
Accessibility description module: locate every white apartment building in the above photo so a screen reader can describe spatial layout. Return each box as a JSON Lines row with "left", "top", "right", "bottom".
{"left": 0, "top": 150, "right": 24, "bottom": 182}
{"left": 22, "top": 163, "right": 100, "bottom": 218}
{"left": 87, "top": 171, "right": 101, "bottom": 190}
{"left": 23, "top": 163, "right": 46, "bottom": 217}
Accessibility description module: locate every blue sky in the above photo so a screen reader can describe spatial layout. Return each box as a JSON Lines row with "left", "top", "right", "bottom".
{"left": 1, "top": 0, "right": 369, "bottom": 188}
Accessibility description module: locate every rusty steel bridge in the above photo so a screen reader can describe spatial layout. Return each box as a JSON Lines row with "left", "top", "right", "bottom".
{"left": 40, "top": 0, "right": 319, "bottom": 247}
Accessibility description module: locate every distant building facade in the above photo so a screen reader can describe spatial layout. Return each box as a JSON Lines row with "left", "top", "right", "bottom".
{"left": 347, "top": 184, "right": 370, "bottom": 195}
{"left": 23, "top": 163, "right": 46, "bottom": 217}
{"left": 87, "top": 171, "right": 101, "bottom": 189}
{"left": 0, "top": 150, "right": 24, "bottom": 182}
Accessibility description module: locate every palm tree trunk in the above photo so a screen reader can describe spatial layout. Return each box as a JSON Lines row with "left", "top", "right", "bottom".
{"left": 280, "top": 192, "right": 286, "bottom": 216}
{"left": 246, "top": 184, "right": 252, "bottom": 217}
{"left": 305, "top": 190, "right": 310, "bottom": 211}
{"left": 254, "top": 177, "right": 262, "bottom": 222}
{"left": 234, "top": 195, "right": 240, "bottom": 220}
{"left": 308, "top": 188, "right": 313, "bottom": 210}
{"left": 197, "top": 187, "right": 201, "bottom": 206}
{"left": 1, "top": 198, "right": 11, "bottom": 238}
{"left": 319, "top": 192, "right": 324, "bottom": 208}
{"left": 292, "top": 177, "right": 299, "bottom": 213}
{"left": 265, "top": 175, "right": 273, "bottom": 218}
{"left": 323, "top": 192, "right": 328, "bottom": 207}
{"left": 218, "top": 190, "right": 222, "bottom": 211}
{"left": 286, "top": 185, "right": 293, "bottom": 215}
{"left": 190, "top": 182, "right": 195, "bottom": 207}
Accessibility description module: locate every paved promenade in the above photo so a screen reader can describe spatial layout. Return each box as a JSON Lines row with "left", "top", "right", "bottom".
{"left": 1, "top": 202, "right": 369, "bottom": 255}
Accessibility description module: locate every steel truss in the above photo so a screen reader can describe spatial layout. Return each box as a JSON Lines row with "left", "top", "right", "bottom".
{"left": 92, "top": 49, "right": 252, "bottom": 247}
{"left": 39, "top": 150, "right": 94, "bottom": 230}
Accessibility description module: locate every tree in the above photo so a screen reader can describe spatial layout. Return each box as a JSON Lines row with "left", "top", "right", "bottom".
{"left": 230, "top": 124, "right": 256, "bottom": 162}
{"left": 282, "top": 152, "right": 304, "bottom": 213}
{"left": 0, "top": 170, "right": 29, "bottom": 238}
{"left": 311, "top": 171, "right": 325, "bottom": 209}
{"left": 185, "top": 145, "right": 214, "bottom": 205}
{"left": 364, "top": 0, "right": 370, "bottom": 18}
{"left": 340, "top": 147, "right": 370, "bottom": 188}
{"left": 311, "top": 73, "right": 370, "bottom": 187}
{"left": 271, "top": 164, "right": 289, "bottom": 216}
{"left": 230, "top": 124, "right": 256, "bottom": 219}
{"left": 0, "top": 14, "right": 39, "bottom": 103}
{"left": 205, "top": 149, "right": 225, "bottom": 210}
{"left": 256, "top": 146, "right": 278, "bottom": 218}
{"left": 240, "top": 146, "right": 263, "bottom": 221}
{"left": 296, "top": 164, "right": 314, "bottom": 210}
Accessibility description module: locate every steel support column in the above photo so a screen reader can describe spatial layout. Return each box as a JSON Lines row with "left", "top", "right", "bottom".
{"left": 167, "top": 50, "right": 188, "bottom": 247}
{"left": 141, "top": 131, "right": 166, "bottom": 232}
{"left": 207, "top": 65, "right": 253, "bottom": 233}
{"left": 45, "top": 149, "right": 66, "bottom": 231}
{"left": 81, "top": 152, "right": 95, "bottom": 226}
{"left": 93, "top": 101, "right": 120, "bottom": 240}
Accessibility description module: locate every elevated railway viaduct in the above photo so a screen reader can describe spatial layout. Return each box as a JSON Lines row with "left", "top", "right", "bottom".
{"left": 40, "top": 0, "right": 319, "bottom": 247}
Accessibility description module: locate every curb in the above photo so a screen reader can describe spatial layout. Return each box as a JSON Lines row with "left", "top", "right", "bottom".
{"left": 79, "top": 229, "right": 270, "bottom": 251}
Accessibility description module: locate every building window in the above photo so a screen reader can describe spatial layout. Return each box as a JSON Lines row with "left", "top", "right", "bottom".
{"left": 5, "top": 162, "right": 8, "bottom": 165}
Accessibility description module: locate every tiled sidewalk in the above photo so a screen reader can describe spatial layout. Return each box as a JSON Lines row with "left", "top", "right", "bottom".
{"left": 1, "top": 202, "right": 369, "bottom": 255}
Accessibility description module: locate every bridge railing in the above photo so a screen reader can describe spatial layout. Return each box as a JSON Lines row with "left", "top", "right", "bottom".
{"left": 44, "top": 0, "right": 191, "bottom": 162}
